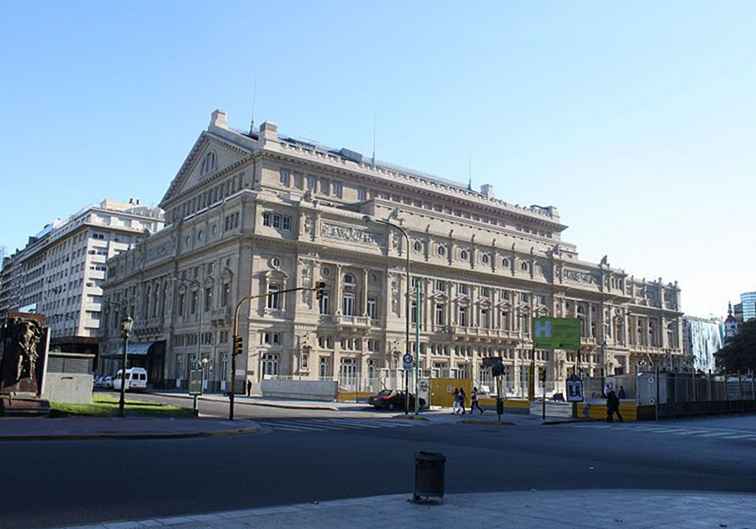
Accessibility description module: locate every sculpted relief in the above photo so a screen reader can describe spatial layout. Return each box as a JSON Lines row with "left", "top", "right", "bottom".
{"left": 320, "top": 222, "right": 384, "bottom": 247}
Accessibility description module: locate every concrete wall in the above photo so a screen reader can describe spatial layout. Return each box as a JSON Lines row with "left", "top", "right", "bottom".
{"left": 43, "top": 373, "right": 93, "bottom": 404}
{"left": 260, "top": 379, "right": 337, "bottom": 401}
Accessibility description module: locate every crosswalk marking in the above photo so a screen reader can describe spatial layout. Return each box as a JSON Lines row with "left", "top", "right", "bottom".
{"left": 566, "top": 422, "right": 756, "bottom": 442}
{"left": 255, "top": 418, "right": 432, "bottom": 434}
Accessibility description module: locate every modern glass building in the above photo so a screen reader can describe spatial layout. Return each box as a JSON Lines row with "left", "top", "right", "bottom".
{"left": 741, "top": 291, "right": 756, "bottom": 322}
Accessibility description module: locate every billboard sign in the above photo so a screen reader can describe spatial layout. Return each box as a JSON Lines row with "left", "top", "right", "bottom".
{"left": 533, "top": 317, "right": 581, "bottom": 350}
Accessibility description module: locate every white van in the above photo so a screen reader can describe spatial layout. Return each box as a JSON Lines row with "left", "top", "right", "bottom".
{"left": 112, "top": 368, "right": 148, "bottom": 391}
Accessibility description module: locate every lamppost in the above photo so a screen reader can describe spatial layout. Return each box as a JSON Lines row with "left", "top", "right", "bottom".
{"left": 119, "top": 315, "right": 134, "bottom": 417}
{"left": 363, "top": 213, "right": 412, "bottom": 415}
{"left": 520, "top": 304, "right": 548, "bottom": 400}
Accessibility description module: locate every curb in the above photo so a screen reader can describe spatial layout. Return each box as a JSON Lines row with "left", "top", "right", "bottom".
{"left": 461, "top": 419, "right": 516, "bottom": 426}
{"left": 0, "top": 426, "right": 259, "bottom": 442}
{"left": 149, "top": 392, "right": 339, "bottom": 412}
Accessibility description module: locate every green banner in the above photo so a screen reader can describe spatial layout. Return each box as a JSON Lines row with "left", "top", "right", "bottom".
{"left": 533, "top": 317, "right": 581, "bottom": 350}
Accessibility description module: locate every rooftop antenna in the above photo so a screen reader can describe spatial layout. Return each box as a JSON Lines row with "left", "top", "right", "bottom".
{"left": 371, "top": 112, "right": 376, "bottom": 169}
{"left": 249, "top": 76, "right": 257, "bottom": 135}
{"left": 467, "top": 154, "right": 472, "bottom": 191}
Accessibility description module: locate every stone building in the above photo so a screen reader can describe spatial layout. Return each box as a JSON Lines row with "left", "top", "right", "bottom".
{"left": 100, "top": 110, "right": 684, "bottom": 395}
{"left": 0, "top": 199, "right": 164, "bottom": 355}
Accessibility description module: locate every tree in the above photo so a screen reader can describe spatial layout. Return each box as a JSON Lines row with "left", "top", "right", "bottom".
{"left": 715, "top": 319, "right": 756, "bottom": 372}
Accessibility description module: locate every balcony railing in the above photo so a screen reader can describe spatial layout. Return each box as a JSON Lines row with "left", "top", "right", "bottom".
{"left": 320, "top": 314, "right": 372, "bottom": 328}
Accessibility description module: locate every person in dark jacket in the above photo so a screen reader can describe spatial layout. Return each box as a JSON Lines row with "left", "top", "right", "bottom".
{"left": 618, "top": 385, "right": 626, "bottom": 399}
{"left": 246, "top": 379, "right": 252, "bottom": 397}
{"left": 606, "top": 389, "right": 623, "bottom": 422}
{"left": 470, "top": 387, "right": 484, "bottom": 414}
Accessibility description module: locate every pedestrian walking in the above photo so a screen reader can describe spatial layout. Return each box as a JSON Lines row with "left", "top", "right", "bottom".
{"left": 452, "top": 387, "right": 459, "bottom": 415}
{"left": 459, "top": 387, "right": 466, "bottom": 415}
{"left": 606, "top": 389, "right": 623, "bottom": 422}
{"left": 246, "top": 379, "right": 252, "bottom": 397}
{"left": 470, "top": 387, "right": 484, "bottom": 414}
{"left": 618, "top": 385, "right": 626, "bottom": 399}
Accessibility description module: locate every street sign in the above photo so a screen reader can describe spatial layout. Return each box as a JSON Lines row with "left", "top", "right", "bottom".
{"left": 188, "top": 369, "right": 203, "bottom": 395}
{"left": 566, "top": 374, "right": 584, "bottom": 402}
{"left": 533, "top": 317, "right": 581, "bottom": 350}
{"left": 403, "top": 353, "right": 414, "bottom": 369}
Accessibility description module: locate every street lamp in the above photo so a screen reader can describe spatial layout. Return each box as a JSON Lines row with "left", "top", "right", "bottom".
{"left": 119, "top": 315, "right": 134, "bottom": 417}
{"left": 363, "top": 213, "right": 412, "bottom": 415}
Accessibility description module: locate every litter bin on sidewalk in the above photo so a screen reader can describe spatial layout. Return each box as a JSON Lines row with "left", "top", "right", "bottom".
{"left": 413, "top": 451, "right": 446, "bottom": 503}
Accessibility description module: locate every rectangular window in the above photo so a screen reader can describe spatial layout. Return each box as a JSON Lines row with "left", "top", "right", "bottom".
{"left": 411, "top": 302, "right": 418, "bottom": 324}
{"left": 458, "top": 284, "right": 469, "bottom": 295}
{"left": 279, "top": 169, "right": 290, "bottom": 187}
{"left": 267, "top": 285, "right": 281, "bottom": 310}
{"left": 435, "top": 280, "right": 447, "bottom": 292}
{"left": 190, "top": 291, "right": 198, "bottom": 314}
{"left": 342, "top": 294, "right": 354, "bottom": 316}
{"left": 320, "top": 179, "right": 331, "bottom": 196}
{"left": 458, "top": 306, "right": 468, "bottom": 327}
{"left": 319, "top": 292, "right": 330, "bottom": 315}
{"left": 204, "top": 287, "right": 212, "bottom": 312}
{"left": 435, "top": 304, "right": 446, "bottom": 325}
{"left": 306, "top": 175, "right": 316, "bottom": 190}
{"left": 357, "top": 188, "right": 367, "bottom": 201}
{"left": 221, "top": 283, "right": 230, "bottom": 307}
{"left": 333, "top": 181, "right": 343, "bottom": 198}
{"left": 367, "top": 298, "right": 377, "bottom": 319}
{"left": 262, "top": 212, "right": 271, "bottom": 226}
{"left": 282, "top": 216, "right": 291, "bottom": 230}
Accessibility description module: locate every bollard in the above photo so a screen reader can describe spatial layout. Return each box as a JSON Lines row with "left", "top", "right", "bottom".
{"left": 413, "top": 451, "right": 446, "bottom": 503}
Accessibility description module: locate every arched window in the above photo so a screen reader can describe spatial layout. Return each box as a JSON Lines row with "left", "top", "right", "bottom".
{"left": 521, "top": 262, "right": 529, "bottom": 272}
{"left": 200, "top": 151, "right": 217, "bottom": 176}
{"left": 502, "top": 258, "right": 510, "bottom": 268}
{"left": 437, "top": 245, "right": 446, "bottom": 257}
{"left": 413, "top": 241, "right": 423, "bottom": 252}
{"left": 460, "top": 250, "right": 468, "bottom": 260}
{"left": 481, "top": 254, "right": 490, "bottom": 264}
{"left": 344, "top": 273, "right": 355, "bottom": 286}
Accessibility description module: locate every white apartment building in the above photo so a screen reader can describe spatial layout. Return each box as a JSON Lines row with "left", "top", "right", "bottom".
{"left": 0, "top": 199, "right": 163, "bottom": 352}
{"left": 100, "top": 110, "right": 684, "bottom": 394}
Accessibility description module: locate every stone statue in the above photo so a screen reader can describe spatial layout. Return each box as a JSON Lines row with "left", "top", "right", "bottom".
{"left": 0, "top": 315, "right": 47, "bottom": 396}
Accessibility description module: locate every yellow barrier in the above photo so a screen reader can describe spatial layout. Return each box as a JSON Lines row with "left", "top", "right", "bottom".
{"left": 580, "top": 402, "right": 638, "bottom": 421}
{"left": 336, "top": 391, "right": 372, "bottom": 402}
{"left": 429, "top": 378, "right": 473, "bottom": 408}
{"left": 478, "top": 398, "right": 529, "bottom": 410}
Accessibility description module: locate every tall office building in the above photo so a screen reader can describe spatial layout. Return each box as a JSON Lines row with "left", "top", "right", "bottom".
{"left": 740, "top": 291, "right": 756, "bottom": 323}
{"left": 100, "top": 110, "right": 684, "bottom": 393}
{"left": 0, "top": 199, "right": 163, "bottom": 353}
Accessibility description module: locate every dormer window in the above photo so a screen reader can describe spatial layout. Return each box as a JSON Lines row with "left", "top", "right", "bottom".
{"left": 200, "top": 151, "right": 217, "bottom": 176}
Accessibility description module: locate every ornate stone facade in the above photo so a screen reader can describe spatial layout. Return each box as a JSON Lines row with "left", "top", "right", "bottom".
{"left": 100, "top": 110, "right": 684, "bottom": 394}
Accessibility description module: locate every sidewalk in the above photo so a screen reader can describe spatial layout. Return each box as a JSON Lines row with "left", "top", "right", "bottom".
{"left": 53, "top": 490, "right": 756, "bottom": 529}
{"left": 151, "top": 391, "right": 354, "bottom": 411}
{"left": 0, "top": 416, "right": 258, "bottom": 441}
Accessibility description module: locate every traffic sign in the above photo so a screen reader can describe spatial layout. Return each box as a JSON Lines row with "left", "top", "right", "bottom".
{"left": 403, "top": 353, "right": 414, "bottom": 369}
{"left": 188, "top": 369, "right": 203, "bottom": 395}
{"left": 533, "top": 317, "right": 581, "bottom": 350}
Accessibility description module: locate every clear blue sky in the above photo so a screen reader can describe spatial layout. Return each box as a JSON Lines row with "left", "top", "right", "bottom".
{"left": 1, "top": 1, "right": 754, "bottom": 317}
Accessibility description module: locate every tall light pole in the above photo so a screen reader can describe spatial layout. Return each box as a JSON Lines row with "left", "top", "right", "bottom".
{"left": 119, "top": 315, "right": 134, "bottom": 417}
{"left": 229, "top": 283, "right": 326, "bottom": 420}
{"left": 177, "top": 278, "right": 202, "bottom": 384}
{"left": 364, "top": 214, "right": 411, "bottom": 415}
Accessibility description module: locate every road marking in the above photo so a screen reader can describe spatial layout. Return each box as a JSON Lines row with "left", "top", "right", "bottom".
{"left": 696, "top": 431, "right": 747, "bottom": 438}
{"left": 333, "top": 420, "right": 384, "bottom": 429}
{"left": 715, "top": 433, "right": 756, "bottom": 440}
{"left": 256, "top": 421, "right": 324, "bottom": 431}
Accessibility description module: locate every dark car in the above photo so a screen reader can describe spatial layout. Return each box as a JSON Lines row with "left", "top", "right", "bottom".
{"left": 368, "top": 389, "right": 426, "bottom": 411}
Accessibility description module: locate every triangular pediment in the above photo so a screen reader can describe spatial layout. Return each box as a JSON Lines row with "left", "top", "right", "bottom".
{"left": 160, "top": 131, "right": 252, "bottom": 207}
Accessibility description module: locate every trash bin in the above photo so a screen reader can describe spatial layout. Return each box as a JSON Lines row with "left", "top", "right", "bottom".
{"left": 413, "top": 451, "right": 446, "bottom": 502}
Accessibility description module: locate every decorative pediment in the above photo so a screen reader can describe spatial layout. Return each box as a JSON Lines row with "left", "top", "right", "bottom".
{"left": 160, "top": 132, "right": 252, "bottom": 207}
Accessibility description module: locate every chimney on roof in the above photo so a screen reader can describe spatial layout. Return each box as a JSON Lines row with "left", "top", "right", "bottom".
{"left": 210, "top": 109, "right": 229, "bottom": 130}
{"left": 259, "top": 121, "right": 279, "bottom": 145}
{"left": 480, "top": 184, "right": 494, "bottom": 197}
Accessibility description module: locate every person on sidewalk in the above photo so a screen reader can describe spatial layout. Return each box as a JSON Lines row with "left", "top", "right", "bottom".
{"left": 470, "top": 387, "right": 484, "bottom": 414}
{"left": 606, "top": 389, "right": 623, "bottom": 422}
{"left": 618, "top": 385, "right": 626, "bottom": 400}
{"left": 246, "top": 379, "right": 252, "bottom": 397}
{"left": 458, "top": 387, "right": 467, "bottom": 415}
{"left": 452, "top": 388, "right": 459, "bottom": 415}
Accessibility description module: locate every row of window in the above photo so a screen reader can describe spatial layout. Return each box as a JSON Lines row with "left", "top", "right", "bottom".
{"left": 170, "top": 172, "right": 244, "bottom": 223}
{"left": 261, "top": 211, "right": 292, "bottom": 230}
{"left": 276, "top": 168, "right": 553, "bottom": 238}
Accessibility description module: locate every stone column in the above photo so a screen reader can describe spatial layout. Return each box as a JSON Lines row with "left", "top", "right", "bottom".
{"left": 334, "top": 264, "right": 343, "bottom": 315}
{"left": 362, "top": 268, "right": 369, "bottom": 316}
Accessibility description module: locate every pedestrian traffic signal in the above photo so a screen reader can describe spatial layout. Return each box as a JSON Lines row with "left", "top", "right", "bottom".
{"left": 314, "top": 281, "right": 326, "bottom": 300}
{"left": 232, "top": 335, "right": 243, "bottom": 356}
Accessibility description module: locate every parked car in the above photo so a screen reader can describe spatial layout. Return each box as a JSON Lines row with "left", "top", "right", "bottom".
{"left": 112, "top": 368, "right": 148, "bottom": 391}
{"left": 101, "top": 375, "right": 113, "bottom": 389}
{"left": 368, "top": 389, "right": 426, "bottom": 411}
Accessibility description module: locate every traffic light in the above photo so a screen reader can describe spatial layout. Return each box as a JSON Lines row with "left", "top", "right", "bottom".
{"left": 314, "top": 281, "right": 326, "bottom": 300}
{"left": 232, "top": 335, "right": 243, "bottom": 356}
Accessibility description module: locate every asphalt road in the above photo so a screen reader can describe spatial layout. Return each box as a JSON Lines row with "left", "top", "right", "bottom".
{"left": 2, "top": 413, "right": 756, "bottom": 529}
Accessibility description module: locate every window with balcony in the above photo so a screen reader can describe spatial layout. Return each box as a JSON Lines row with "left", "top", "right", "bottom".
{"left": 342, "top": 294, "right": 354, "bottom": 316}
{"left": 458, "top": 306, "right": 468, "bottom": 327}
